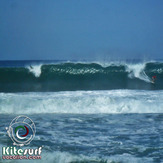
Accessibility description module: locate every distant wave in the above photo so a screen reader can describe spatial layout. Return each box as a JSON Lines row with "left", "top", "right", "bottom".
{"left": 0, "top": 61, "right": 163, "bottom": 92}
{"left": 0, "top": 90, "right": 163, "bottom": 114}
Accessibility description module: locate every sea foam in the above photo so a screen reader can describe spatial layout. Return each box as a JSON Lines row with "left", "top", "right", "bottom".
{"left": 0, "top": 90, "right": 162, "bottom": 114}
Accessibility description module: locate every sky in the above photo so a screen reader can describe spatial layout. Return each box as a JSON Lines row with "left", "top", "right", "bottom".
{"left": 0, "top": 0, "right": 163, "bottom": 60}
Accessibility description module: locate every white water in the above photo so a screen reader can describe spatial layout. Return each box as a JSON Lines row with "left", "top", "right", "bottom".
{"left": 0, "top": 148, "right": 153, "bottom": 163}
{"left": 27, "top": 64, "right": 42, "bottom": 77}
{"left": 0, "top": 90, "right": 162, "bottom": 114}
{"left": 38, "top": 151, "right": 153, "bottom": 163}
{"left": 125, "top": 63, "right": 151, "bottom": 83}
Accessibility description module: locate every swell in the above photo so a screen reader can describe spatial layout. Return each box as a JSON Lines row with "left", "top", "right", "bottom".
{"left": 0, "top": 62, "right": 163, "bottom": 92}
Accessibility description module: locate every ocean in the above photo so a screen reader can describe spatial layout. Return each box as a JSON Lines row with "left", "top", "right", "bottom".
{"left": 0, "top": 60, "right": 163, "bottom": 163}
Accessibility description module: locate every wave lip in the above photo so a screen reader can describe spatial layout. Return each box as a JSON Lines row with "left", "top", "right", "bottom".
{"left": 27, "top": 64, "right": 42, "bottom": 77}
{"left": 125, "top": 63, "right": 151, "bottom": 83}
{"left": 0, "top": 90, "right": 163, "bottom": 114}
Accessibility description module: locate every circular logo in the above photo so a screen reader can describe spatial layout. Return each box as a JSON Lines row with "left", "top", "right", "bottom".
{"left": 6, "top": 115, "right": 36, "bottom": 146}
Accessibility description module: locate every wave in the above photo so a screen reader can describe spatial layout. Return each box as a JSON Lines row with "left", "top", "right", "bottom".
{"left": 0, "top": 146, "right": 153, "bottom": 163}
{"left": 0, "top": 61, "right": 163, "bottom": 92}
{"left": 0, "top": 90, "right": 163, "bottom": 114}
{"left": 34, "top": 151, "right": 153, "bottom": 163}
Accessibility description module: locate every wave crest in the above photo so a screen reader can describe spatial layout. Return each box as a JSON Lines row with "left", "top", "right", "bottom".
{"left": 0, "top": 61, "right": 162, "bottom": 92}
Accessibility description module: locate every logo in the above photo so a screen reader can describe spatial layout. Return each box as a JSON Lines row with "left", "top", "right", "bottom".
{"left": 6, "top": 115, "right": 36, "bottom": 146}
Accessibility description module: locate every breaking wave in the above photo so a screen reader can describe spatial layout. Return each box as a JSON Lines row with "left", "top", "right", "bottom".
{"left": 0, "top": 90, "right": 163, "bottom": 114}
{"left": 0, "top": 61, "right": 163, "bottom": 92}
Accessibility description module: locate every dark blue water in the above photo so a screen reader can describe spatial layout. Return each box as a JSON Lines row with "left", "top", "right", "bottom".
{"left": 0, "top": 60, "right": 162, "bottom": 163}
{"left": 0, "top": 113, "right": 162, "bottom": 163}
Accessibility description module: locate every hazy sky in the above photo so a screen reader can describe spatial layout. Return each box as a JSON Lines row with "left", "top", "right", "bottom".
{"left": 0, "top": 0, "right": 163, "bottom": 60}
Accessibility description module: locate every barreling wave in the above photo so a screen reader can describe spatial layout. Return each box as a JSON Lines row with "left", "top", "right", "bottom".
{"left": 0, "top": 61, "right": 163, "bottom": 92}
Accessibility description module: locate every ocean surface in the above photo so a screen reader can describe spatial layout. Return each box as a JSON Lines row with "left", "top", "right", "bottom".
{"left": 0, "top": 60, "right": 163, "bottom": 163}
